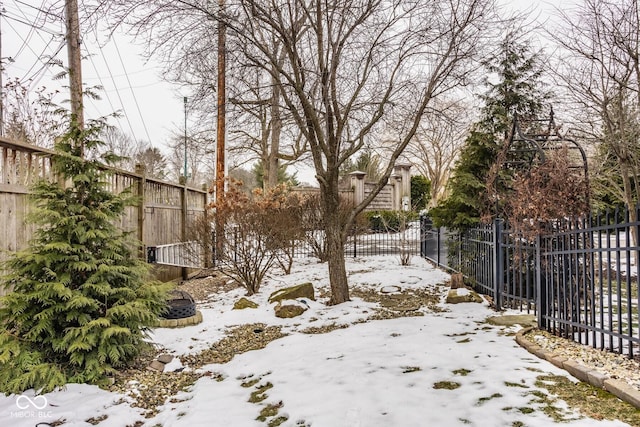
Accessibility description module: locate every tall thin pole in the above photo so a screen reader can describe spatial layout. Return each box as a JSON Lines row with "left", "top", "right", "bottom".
{"left": 215, "top": 0, "right": 226, "bottom": 203}
{"left": 183, "top": 96, "right": 188, "bottom": 181}
{"left": 65, "top": 0, "right": 84, "bottom": 150}
{"left": 0, "top": 10, "right": 4, "bottom": 137}
{"left": 213, "top": 0, "right": 226, "bottom": 262}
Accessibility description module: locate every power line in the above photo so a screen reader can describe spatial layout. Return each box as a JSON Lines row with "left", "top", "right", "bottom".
{"left": 1, "top": 9, "right": 61, "bottom": 36}
{"left": 113, "top": 38, "right": 153, "bottom": 143}
{"left": 12, "top": 0, "right": 62, "bottom": 20}
{"left": 95, "top": 41, "right": 138, "bottom": 143}
{"left": 86, "top": 49, "right": 131, "bottom": 138}
{"left": 2, "top": 15, "right": 62, "bottom": 84}
{"left": 7, "top": 0, "right": 60, "bottom": 63}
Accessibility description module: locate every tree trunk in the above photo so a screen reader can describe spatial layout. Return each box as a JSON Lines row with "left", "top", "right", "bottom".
{"left": 267, "top": 71, "right": 282, "bottom": 189}
{"left": 322, "top": 173, "right": 350, "bottom": 305}
{"left": 325, "top": 213, "right": 350, "bottom": 305}
{"left": 620, "top": 162, "right": 638, "bottom": 265}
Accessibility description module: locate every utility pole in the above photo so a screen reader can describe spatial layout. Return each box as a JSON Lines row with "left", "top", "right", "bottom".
{"left": 214, "top": 0, "right": 226, "bottom": 262}
{"left": 215, "top": 0, "right": 225, "bottom": 204}
{"left": 65, "top": 0, "right": 84, "bottom": 152}
{"left": 0, "top": 7, "right": 4, "bottom": 137}
{"left": 183, "top": 96, "right": 188, "bottom": 182}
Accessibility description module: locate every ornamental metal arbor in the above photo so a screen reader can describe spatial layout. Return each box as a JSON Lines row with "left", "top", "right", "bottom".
{"left": 501, "top": 108, "right": 590, "bottom": 207}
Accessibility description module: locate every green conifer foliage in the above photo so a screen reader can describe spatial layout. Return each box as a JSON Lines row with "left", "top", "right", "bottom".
{"left": 0, "top": 121, "right": 170, "bottom": 394}
{"left": 430, "top": 33, "right": 550, "bottom": 229}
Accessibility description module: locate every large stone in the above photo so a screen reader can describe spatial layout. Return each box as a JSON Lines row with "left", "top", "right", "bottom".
{"left": 147, "top": 360, "right": 165, "bottom": 372}
{"left": 450, "top": 273, "right": 465, "bottom": 289}
{"left": 157, "top": 354, "right": 174, "bottom": 364}
{"left": 234, "top": 297, "right": 259, "bottom": 310}
{"left": 445, "top": 288, "right": 483, "bottom": 304}
{"left": 268, "top": 283, "right": 315, "bottom": 304}
{"left": 274, "top": 302, "right": 307, "bottom": 318}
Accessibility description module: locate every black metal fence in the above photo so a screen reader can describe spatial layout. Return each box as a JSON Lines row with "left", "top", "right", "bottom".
{"left": 420, "top": 211, "right": 640, "bottom": 358}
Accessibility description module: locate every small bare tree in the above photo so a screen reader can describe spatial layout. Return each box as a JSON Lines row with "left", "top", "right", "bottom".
{"left": 211, "top": 181, "right": 308, "bottom": 294}
{"left": 504, "top": 147, "right": 589, "bottom": 239}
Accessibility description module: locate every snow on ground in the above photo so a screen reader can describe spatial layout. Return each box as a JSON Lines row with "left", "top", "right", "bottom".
{"left": 0, "top": 256, "right": 633, "bottom": 426}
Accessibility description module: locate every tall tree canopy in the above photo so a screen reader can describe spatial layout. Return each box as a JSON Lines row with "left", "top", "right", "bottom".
{"left": 105, "top": 0, "right": 500, "bottom": 303}
{"left": 430, "top": 32, "right": 551, "bottom": 229}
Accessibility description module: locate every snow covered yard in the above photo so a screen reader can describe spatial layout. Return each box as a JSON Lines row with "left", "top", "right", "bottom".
{"left": 0, "top": 257, "right": 636, "bottom": 426}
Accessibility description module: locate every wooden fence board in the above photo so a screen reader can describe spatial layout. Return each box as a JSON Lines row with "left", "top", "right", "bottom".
{"left": 0, "top": 137, "right": 208, "bottom": 292}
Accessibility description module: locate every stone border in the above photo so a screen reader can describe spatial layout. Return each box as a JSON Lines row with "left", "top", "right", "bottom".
{"left": 156, "top": 310, "right": 203, "bottom": 328}
{"left": 515, "top": 327, "right": 640, "bottom": 409}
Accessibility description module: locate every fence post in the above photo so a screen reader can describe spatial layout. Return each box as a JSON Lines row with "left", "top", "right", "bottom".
{"left": 353, "top": 226, "right": 357, "bottom": 258}
{"left": 493, "top": 219, "right": 503, "bottom": 311}
{"left": 135, "top": 164, "right": 146, "bottom": 260}
{"left": 535, "top": 233, "right": 545, "bottom": 328}
{"left": 436, "top": 227, "right": 442, "bottom": 267}
{"left": 180, "top": 184, "right": 188, "bottom": 281}
{"left": 420, "top": 215, "right": 426, "bottom": 258}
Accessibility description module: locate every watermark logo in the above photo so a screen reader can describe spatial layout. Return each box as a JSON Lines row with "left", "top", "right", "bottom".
{"left": 16, "top": 395, "right": 48, "bottom": 410}
{"left": 11, "top": 394, "right": 52, "bottom": 419}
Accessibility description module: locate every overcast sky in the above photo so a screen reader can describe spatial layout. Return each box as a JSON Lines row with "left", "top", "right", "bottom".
{"left": 3, "top": 0, "right": 186, "bottom": 150}
{"left": 2, "top": 0, "right": 566, "bottom": 161}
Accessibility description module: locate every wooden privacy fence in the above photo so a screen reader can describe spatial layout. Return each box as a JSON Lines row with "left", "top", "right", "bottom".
{"left": 0, "top": 137, "right": 208, "bottom": 292}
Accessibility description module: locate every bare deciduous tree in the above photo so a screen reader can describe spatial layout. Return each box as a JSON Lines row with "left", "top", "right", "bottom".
{"left": 553, "top": 0, "right": 640, "bottom": 220}
{"left": 406, "top": 100, "right": 472, "bottom": 206}
{"left": 103, "top": 0, "right": 499, "bottom": 304}
{"left": 223, "top": 0, "right": 499, "bottom": 304}
{"left": 166, "top": 132, "right": 216, "bottom": 185}
{"left": 3, "top": 78, "right": 62, "bottom": 147}
{"left": 229, "top": 66, "right": 309, "bottom": 189}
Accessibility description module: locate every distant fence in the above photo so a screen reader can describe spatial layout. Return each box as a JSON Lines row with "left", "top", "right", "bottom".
{"left": 420, "top": 211, "right": 640, "bottom": 358}
{"left": 0, "top": 137, "right": 208, "bottom": 289}
{"left": 287, "top": 224, "right": 422, "bottom": 258}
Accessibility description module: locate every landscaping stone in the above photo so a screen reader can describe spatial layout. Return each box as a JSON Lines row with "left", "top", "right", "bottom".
{"left": 450, "top": 273, "right": 465, "bottom": 289}
{"left": 545, "top": 354, "right": 569, "bottom": 370}
{"left": 157, "top": 354, "right": 174, "bottom": 364}
{"left": 445, "top": 288, "right": 483, "bottom": 304}
{"left": 156, "top": 310, "right": 203, "bottom": 328}
{"left": 563, "top": 360, "right": 591, "bottom": 383}
{"left": 268, "top": 283, "right": 315, "bottom": 304}
{"left": 274, "top": 302, "right": 307, "bottom": 318}
{"left": 234, "top": 297, "right": 259, "bottom": 309}
{"left": 147, "top": 360, "right": 165, "bottom": 372}
{"left": 604, "top": 379, "right": 640, "bottom": 408}
{"left": 587, "top": 370, "right": 609, "bottom": 389}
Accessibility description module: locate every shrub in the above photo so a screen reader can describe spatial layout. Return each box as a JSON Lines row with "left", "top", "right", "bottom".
{"left": 365, "top": 210, "right": 418, "bottom": 232}
{"left": 212, "top": 182, "right": 307, "bottom": 294}
{"left": 0, "top": 121, "right": 170, "bottom": 395}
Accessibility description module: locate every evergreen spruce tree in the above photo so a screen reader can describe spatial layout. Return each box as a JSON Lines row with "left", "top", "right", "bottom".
{"left": 430, "top": 33, "right": 550, "bottom": 229}
{"left": 0, "top": 119, "right": 170, "bottom": 394}
{"left": 410, "top": 175, "right": 431, "bottom": 211}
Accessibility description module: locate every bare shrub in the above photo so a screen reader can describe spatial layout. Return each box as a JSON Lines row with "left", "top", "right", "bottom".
{"left": 505, "top": 146, "right": 589, "bottom": 239}
{"left": 256, "top": 185, "right": 306, "bottom": 275}
{"left": 186, "top": 212, "right": 214, "bottom": 269}
{"left": 299, "top": 193, "right": 362, "bottom": 262}
{"left": 212, "top": 182, "right": 308, "bottom": 294}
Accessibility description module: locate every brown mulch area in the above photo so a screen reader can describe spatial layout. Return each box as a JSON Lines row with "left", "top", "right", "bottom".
{"left": 175, "top": 269, "right": 239, "bottom": 302}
